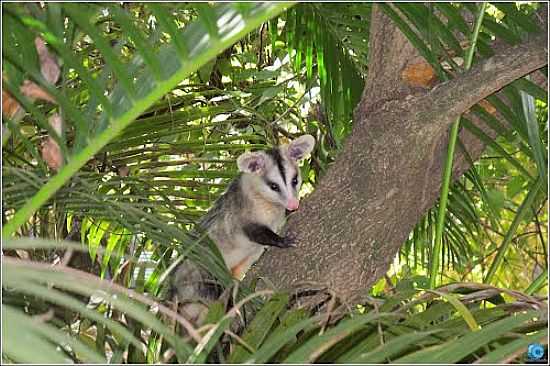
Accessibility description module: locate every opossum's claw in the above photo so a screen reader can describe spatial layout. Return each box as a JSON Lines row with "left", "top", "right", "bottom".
{"left": 280, "top": 232, "right": 297, "bottom": 248}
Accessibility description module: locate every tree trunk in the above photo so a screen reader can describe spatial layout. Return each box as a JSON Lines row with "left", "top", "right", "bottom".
{"left": 249, "top": 4, "right": 548, "bottom": 302}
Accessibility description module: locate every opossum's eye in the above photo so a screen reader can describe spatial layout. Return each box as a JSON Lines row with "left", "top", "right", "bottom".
{"left": 292, "top": 175, "right": 298, "bottom": 187}
{"left": 268, "top": 182, "right": 280, "bottom": 192}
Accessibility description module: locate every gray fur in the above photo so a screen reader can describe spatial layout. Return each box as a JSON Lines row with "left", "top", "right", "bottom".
{"left": 171, "top": 135, "right": 315, "bottom": 323}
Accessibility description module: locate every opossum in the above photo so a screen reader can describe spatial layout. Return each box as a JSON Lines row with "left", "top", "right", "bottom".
{"left": 171, "top": 135, "right": 315, "bottom": 323}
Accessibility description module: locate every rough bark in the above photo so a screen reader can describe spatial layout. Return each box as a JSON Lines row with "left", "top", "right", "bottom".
{"left": 249, "top": 5, "right": 548, "bottom": 302}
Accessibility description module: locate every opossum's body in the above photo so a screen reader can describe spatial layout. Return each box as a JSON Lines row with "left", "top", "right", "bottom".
{"left": 200, "top": 172, "right": 286, "bottom": 279}
{"left": 171, "top": 135, "right": 315, "bottom": 323}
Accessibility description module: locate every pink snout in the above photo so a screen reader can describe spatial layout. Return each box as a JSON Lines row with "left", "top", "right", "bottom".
{"left": 286, "top": 198, "right": 299, "bottom": 211}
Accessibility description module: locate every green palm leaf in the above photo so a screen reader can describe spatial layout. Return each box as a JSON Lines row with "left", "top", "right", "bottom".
{"left": 2, "top": 2, "right": 293, "bottom": 238}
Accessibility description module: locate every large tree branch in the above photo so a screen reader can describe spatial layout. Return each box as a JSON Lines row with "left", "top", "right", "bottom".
{"left": 249, "top": 4, "right": 548, "bottom": 303}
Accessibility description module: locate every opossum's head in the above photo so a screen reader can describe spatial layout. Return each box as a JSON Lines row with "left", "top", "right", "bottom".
{"left": 237, "top": 135, "right": 315, "bottom": 211}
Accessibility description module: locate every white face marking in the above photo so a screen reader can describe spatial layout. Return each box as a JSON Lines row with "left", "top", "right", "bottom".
{"left": 236, "top": 135, "right": 315, "bottom": 211}
{"left": 261, "top": 156, "right": 301, "bottom": 210}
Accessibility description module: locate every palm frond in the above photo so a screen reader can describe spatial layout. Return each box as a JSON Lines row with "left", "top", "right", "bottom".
{"left": 2, "top": 2, "right": 292, "bottom": 237}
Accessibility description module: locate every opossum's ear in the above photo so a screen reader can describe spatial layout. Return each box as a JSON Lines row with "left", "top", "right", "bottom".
{"left": 287, "top": 134, "right": 315, "bottom": 161}
{"left": 237, "top": 152, "right": 266, "bottom": 174}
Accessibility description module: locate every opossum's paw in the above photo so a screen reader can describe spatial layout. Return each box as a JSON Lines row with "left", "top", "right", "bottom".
{"left": 280, "top": 232, "right": 297, "bottom": 248}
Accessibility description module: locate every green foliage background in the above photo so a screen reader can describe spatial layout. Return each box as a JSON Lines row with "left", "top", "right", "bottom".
{"left": 1, "top": 2, "right": 548, "bottom": 363}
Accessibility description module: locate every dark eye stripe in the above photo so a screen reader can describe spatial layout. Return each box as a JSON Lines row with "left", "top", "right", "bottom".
{"left": 266, "top": 148, "right": 286, "bottom": 184}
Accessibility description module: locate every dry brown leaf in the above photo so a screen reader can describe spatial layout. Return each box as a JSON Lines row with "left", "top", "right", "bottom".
{"left": 478, "top": 99, "right": 497, "bottom": 115}
{"left": 3, "top": 37, "right": 59, "bottom": 119}
{"left": 41, "top": 138, "right": 63, "bottom": 171}
{"left": 401, "top": 61, "right": 437, "bottom": 88}
{"left": 16, "top": 38, "right": 60, "bottom": 104}
{"left": 35, "top": 37, "right": 60, "bottom": 84}
{"left": 2, "top": 89, "right": 22, "bottom": 119}
{"left": 20, "top": 80, "right": 56, "bottom": 103}
{"left": 49, "top": 113, "right": 63, "bottom": 135}
{"left": 41, "top": 138, "right": 63, "bottom": 170}
{"left": 41, "top": 114, "right": 63, "bottom": 171}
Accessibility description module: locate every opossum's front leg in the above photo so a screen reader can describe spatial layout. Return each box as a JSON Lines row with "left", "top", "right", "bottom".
{"left": 243, "top": 223, "right": 295, "bottom": 248}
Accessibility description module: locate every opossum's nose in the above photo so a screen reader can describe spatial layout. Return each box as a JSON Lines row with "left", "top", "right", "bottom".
{"left": 286, "top": 198, "right": 299, "bottom": 211}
